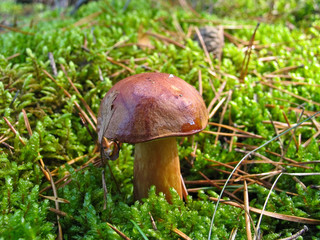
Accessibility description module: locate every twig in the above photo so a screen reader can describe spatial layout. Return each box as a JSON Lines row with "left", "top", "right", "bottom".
{"left": 148, "top": 212, "right": 157, "bottom": 230}
{"left": 270, "top": 65, "right": 304, "bottom": 75}
{"left": 208, "top": 97, "right": 226, "bottom": 119}
{"left": 42, "top": 69, "right": 96, "bottom": 131}
{"left": 229, "top": 228, "right": 238, "bottom": 240}
{"left": 48, "top": 52, "right": 58, "bottom": 76}
{"left": 198, "top": 69, "right": 203, "bottom": 96}
{"left": 244, "top": 181, "right": 252, "bottom": 240}
{"left": 198, "top": 171, "right": 243, "bottom": 203}
{"left": 106, "top": 56, "right": 135, "bottom": 74}
{"left": 207, "top": 80, "right": 226, "bottom": 114}
{"left": 146, "top": 31, "right": 185, "bottom": 49}
{"left": 282, "top": 111, "right": 299, "bottom": 151}
{"left": 72, "top": 11, "right": 102, "bottom": 28}
{"left": 6, "top": 53, "right": 21, "bottom": 60}
{"left": 48, "top": 208, "right": 69, "bottom": 217}
{"left": 214, "top": 90, "right": 233, "bottom": 145}
{"left": 60, "top": 64, "right": 97, "bottom": 124}
{"left": 177, "top": 0, "right": 200, "bottom": 16}
{"left": 39, "top": 194, "right": 70, "bottom": 203}
{"left": 106, "top": 222, "right": 131, "bottom": 240}
{"left": 239, "top": 23, "right": 260, "bottom": 82}
{"left": 0, "top": 23, "right": 34, "bottom": 35}
{"left": 172, "top": 227, "right": 192, "bottom": 240}
{"left": 209, "top": 197, "right": 320, "bottom": 225}
{"left": 46, "top": 166, "right": 63, "bottom": 240}
{"left": 51, "top": 154, "right": 88, "bottom": 175}
{"left": 259, "top": 80, "right": 320, "bottom": 107}
{"left": 303, "top": 117, "right": 320, "bottom": 148}
{"left": 194, "top": 27, "right": 213, "bottom": 70}
{"left": 3, "top": 117, "right": 26, "bottom": 145}
{"left": 102, "top": 170, "right": 108, "bottom": 210}
{"left": 278, "top": 226, "right": 308, "bottom": 240}
{"left": 208, "top": 122, "right": 264, "bottom": 139}
{"left": 181, "top": 174, "right": 188, "bottom": 202}
{"left": 203, "top": 130, "right": 260, "bottom": 138}
{"left": 22, "top": 109, "right": 32, "bottom": 136}
{"left": 22, "top": 109, "right": 50, "bottom": 181}
{"left": 105, "top": 39, "right": 129, "bottom": 56}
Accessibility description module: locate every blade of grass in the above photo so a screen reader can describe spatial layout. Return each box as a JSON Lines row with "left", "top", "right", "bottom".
{"left": 130, "top": 220, "right": 149, "bottom": 240}
{"left": 254, "top": 173, "right": 283, "bottom": 239}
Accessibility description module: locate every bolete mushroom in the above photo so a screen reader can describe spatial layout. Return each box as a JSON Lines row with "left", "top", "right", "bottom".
{"left": 97, "top": 72, "right": 208, "bottom": 201}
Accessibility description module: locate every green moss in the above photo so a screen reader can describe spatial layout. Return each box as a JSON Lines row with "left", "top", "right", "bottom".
{"left": 0, "top": 0, "right": 320, "bottom": 238}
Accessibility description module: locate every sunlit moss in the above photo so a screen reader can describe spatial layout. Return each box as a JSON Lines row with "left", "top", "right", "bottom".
{"left": 0, "top": 0, "right": 320, "bottom": 239}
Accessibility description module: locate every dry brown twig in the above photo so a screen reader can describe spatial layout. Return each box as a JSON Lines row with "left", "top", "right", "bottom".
{"left": 207, "top": 80, "right": 226, "bottom": 115}
{"left": 244, "top": 181, "right": 253, "bottom": 240}
{"left": 42, "top": 69, "right": 97, "bottom": 131}
{"left": 194, "top": 27, "right": 214, "bottom": 70}
{"left": 278, "top": 226, "right": 308, "bottom": 240}
{"left": 145, "top": 31, "right": 186, "bottom": 49}
{"left": 208, "top": 97, "right": 226, "bottom": 119}
{"left": 106, "top": 56, "right": 135, "bottom": 74}
{"left": 282, "top": 111, "right": 299, "bottom": 151}
{"left": 148, "top": 212, "right": 157, "bottom": 230}
{"left": 45, "top": 166, "right": 63, "bottom": 240}
{"left": 102, "top": 170, "right": 108, "bottom": 210}
{"left": 214, "top": 90, "right": 233, "bottom": 145}
{"left": 209, "top": 122, "right": 264, "bottom": 139}
{"left": 60, "top": 64, "right": 97, "bottom": 124}
{"left": 255, "top": 72, "right": 320, "bottom": 107}
{"left": 239, "top": 23, "right": 260, "bottom": 82}
{"left": 209, "top": 197, "right": 320, "bottom": 225}
{"left": 106, "top": 222, "right": 131, "bottom": 240}
{"left": 198, "top": 69, "right": 203, "bottom": 96}
{"left": 198, "top": 171, "right": 243, "bottom": 203}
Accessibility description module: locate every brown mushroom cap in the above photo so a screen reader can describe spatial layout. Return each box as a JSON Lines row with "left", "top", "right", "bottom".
{"left": 97, "top": 72, "right": 208, "bottom": 144}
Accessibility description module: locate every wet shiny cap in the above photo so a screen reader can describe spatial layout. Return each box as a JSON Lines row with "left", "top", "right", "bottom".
{"left": 97, "top": 72, "right": 208, "bottom": 144}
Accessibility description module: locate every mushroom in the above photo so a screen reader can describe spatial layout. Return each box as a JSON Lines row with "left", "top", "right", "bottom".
{"left": 97, "top": 72, "right": 208, "bottom": 202}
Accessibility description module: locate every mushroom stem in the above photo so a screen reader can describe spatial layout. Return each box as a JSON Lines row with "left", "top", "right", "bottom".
{"left": 133, "top": 137, "right": 182, "bottom": 202}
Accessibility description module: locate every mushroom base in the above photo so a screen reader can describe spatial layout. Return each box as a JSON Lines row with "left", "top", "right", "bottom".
{"left": 133, "top": 137, "right": 182, "bottom": 202}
